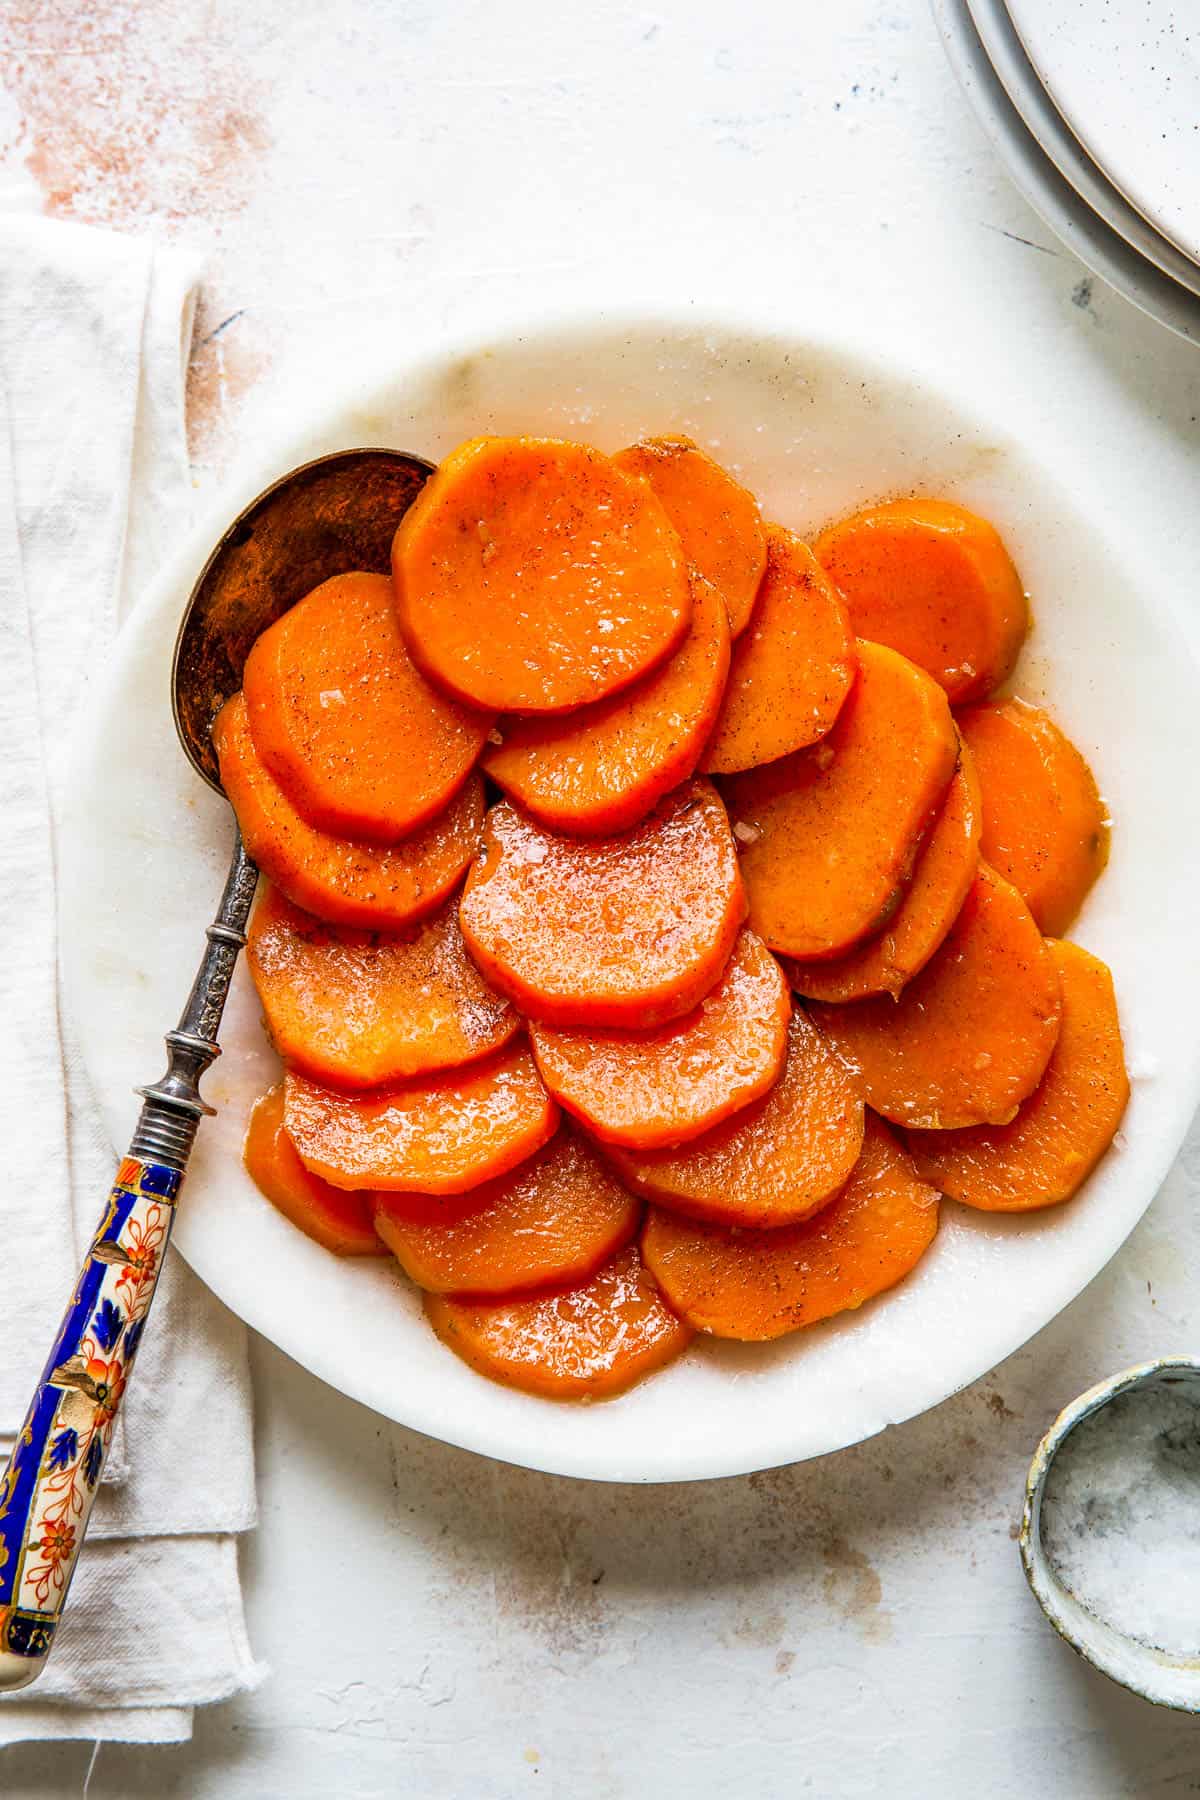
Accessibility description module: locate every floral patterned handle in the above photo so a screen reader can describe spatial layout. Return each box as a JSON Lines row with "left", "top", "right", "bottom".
{"left": 0, "top": 1158, "right": 181, "bottom": 1686}
{"left": 0, "top": 830, "right": 257, "bottom": 1692}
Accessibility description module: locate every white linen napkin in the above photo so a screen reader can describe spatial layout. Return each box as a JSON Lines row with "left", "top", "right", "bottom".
{"left": 0, "top": 216, "right": 263, "bottom": 1746}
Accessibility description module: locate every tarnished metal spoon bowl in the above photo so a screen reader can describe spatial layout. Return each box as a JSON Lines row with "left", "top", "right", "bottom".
{"left": 173, "top": 447, "right": 433, "bottom": 790}
{"left": 0, "top": 446, "right": 432, "bottom": 1691}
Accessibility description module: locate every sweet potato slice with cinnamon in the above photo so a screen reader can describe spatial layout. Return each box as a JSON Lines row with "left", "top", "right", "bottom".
{"left": 284, "top": 1038, "right": 558, "bottom": 1193}
{"left": 906, "top": 941, "right": 1128, "bottom": 1211}
{"left": 703, "top": 526, "right": 856, "bottom": 772}
{"left": 813, "top": 498, "right": 1028, "bottom": 704}
{"left": 722, "top": 640, "right": 958, "bottom": 959}
{"left": 215, "top": 694, "right": 483, "bottom": 931}
{"left": 481, "top": 571, "right": 730, "bottom": 834}
{"left": 243, "top": 571, "right": 492, "bottom": 842}
{"left": 641, "top": 1113, "right": 939, "bottom": 1340}
{"left": 425, "top": 1243, "right": 691, "bottom": 1399}
{"left": 459, "top": 780, "right": 746, "bottom": 1028}
{"left": 612, "top": 435, "right": 766, "bottom": 635}
{"left": 606, "top": 1007, "right": 863, "bottom": 1226}
{"left": 374, "top": 1124, "right": 641, "bottom": 1297}
{"left": 392, "top": 435, "right": 691, "bottom": 713}
{"left": 247, "top": 884, "right": 516, "bottom": 1090}
{"left": 788, "top": 745, "right": 982, "bottom": 1002}
{"left": 530, "top": 929, "right": 789, "bottom": 1149}
{"left": 809, "top": 864, "right": 1061, "bottom": 1128}
{"left": 958, "top": 698, "right": 1109, "bottom": 936}
{"left": 243, "top": 1084, "right": 385, "bottom": 1255}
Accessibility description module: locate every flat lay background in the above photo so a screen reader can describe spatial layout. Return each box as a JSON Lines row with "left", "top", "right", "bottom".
{"left": 2, "top": 1, "right": 1199, "bottom": 1794}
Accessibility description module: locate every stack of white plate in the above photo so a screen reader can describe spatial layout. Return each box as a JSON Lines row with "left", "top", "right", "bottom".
{"left": 934, "top": 0, "right": 1200, "bottom": 343}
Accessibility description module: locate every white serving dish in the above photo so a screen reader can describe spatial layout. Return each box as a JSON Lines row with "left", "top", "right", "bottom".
{"left": 60, "top": 308, "right": 1200, "bottom": 1481}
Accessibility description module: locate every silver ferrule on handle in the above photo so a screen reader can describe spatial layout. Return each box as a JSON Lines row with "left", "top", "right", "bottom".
{"left": 131, "top": 833, "right": 259, "bottom": 1168}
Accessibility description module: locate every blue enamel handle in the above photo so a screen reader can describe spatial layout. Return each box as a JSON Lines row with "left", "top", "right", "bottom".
{"left": 0, "top": 830, "right": 257, "bottom": 1692}
{"left": 0, "top": 1157, "right": 181, "bottom": 1684}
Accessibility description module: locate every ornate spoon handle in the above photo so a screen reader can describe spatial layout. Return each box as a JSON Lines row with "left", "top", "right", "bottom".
{"left": 0, "top": 832, "right": 257, "bottom": 1691}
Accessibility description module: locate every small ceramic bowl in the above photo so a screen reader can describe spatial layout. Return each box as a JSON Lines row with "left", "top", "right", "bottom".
{"left": 1021, "top": 1357, "right": 1200, "bottom": 1710}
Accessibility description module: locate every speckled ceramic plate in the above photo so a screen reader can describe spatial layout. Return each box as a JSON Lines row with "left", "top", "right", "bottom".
{"left": 60, "top": 309, "right": 1200, "bottom": 1482}
{"left": 1005, "top": 0, "right": 1200, "bottom": 270}
{"left": 933, "top": 0, "right": 1200, "bottom": 345}
{"left": 966, "top": 0, "right": 1200, "bottom": 300}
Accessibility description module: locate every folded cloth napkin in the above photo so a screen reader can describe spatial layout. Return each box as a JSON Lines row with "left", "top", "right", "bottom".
{"left": 0, "top": 216, "right": 263, "bottom": 1745}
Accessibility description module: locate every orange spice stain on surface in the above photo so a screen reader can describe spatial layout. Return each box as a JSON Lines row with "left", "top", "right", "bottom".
{"left": 0, "top": 1, "right": 271, "bottom": 460}
{"left": 186, "top": 298, "right": 270, "bottom": 466}
{"left": 1, "top": 1, "right": 268, "bottom": 227}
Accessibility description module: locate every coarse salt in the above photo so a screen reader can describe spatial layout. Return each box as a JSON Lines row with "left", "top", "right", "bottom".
{"left": 1039, "top": 1378, "right": 1200, "bottom": 1658}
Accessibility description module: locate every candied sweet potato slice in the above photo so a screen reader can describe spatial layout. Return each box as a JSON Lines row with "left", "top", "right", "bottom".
{"left": 612, "top": 435, "right": 766, "bottom": 635}
{"left": 425, "top": 1243, "right": 692, "bottom": 1399}
{"left": 722, "top": 640, "right": 958, "bottom": 959}
{"left": 702, "top": 526, "right": 856, "bottom": 773}
{"left": 243, "top": 1084, "right": 385, "bottom": 1255}
{"left": 812, "top": 498, "right": 1028, "bottom": 704}
{"left": 905, "top": 941, "right": 1128, "bottom": 1211}
{"left": 481, "top": 571, "right": 730, "bottom": 834}
{"left": 641, "top": 1113, "right": 939, "bottom": 1340}
{"left": 459, "top": 780, "right": 746, "bottom": 1028}
{"left": 247, "top": 883, "right": 516, "bottom": 1091}
{"left": 809, "top": 864, "right": 1061, "bottom": 1128}
{"left": 958, "top": 697, "right": 1109, "bottom": 936}
{"left": 374, "top": 1124, "right": 641, "bottom": 1297}
{"left": 392, "top": 435, "right": 691, "bottom": 713}
{"left": 530, "top": 929, "right": 789, "bottom": 1150}
{"left": 284, "top": 1038, "right": 558, "bottom": 1193}
{"left": 243, "top": 572, "right": 492, "bottom": 842}
{"left": 788, "top": 745, "right": 982, "bottom": 1002}
{"left": 215, "top": 694, "right": 483, "bottom": 932}
{"left": 606, "top": 1007, "right": 863, "bottom": 1226}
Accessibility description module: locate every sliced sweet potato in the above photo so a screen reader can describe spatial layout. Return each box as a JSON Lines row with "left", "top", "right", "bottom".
{"left": 722, "top": 640, "right": 958, "bottom": 959}
{"left": 247, "top": 883, "right": 516, "bottom": 1091}
{"left": 809, "top": 864, "right": 1061, "bottom": 1128}
{"left": 459, "top": 779, "right": 746, "bottom": 1028}
{"left": 529, "top": 929, "right": 789, "bottom": 1150}
{"left": 373, "top": 1124, "right": 641, "bottom": 1297}
{"left": 242, "top": 572, "right": 492, "bottom": 842}
{"left": 612, "top": 435, "right": 766, "bottom": 635}
{"left": 215, "top": 694, "right": 483, "bottom": 931}
{"left": 641, "top": 1113, "right": 939, "bottom": 1340}
{"left": 788, "top": 745, "right": 982, "bottom": 1002}
{"left": 606, "top": 1007, "right": 863, "bottom": 1226}
{"left": 284, "top": 1038, "right": 558, "bottom": 1193}
{"left": 480, "top": 571, "right": 730, "bottom": 834}
{"left": 243, "top": 1084, "right": 385, "bottom": 1255}
{"left": 392, "top": 435, "right": 691, "bottom": 713}
{"left": 958, "top": 698, "right": 1109, "bottom": 936}
{"left": 702, "top": 527, "right": 856, "bottom": 773}
{"left": 906, "top": 940, "right": 1128, "bottom": 1211}
{"left": 425, "top": 1243, "right": 692, "bottom": 1399}
{"left": 812, "top": 498, "right": 1028, "bottom": 704}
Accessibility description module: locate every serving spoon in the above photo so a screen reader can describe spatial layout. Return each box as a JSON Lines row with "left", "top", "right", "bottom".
{"left": 0, "top": 447, "right": 433, "bottom": 1691}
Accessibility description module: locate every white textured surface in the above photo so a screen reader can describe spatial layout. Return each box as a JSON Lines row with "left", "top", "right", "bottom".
{"left": 4, "top": 0, "right": 1200, "bottom": 1792}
